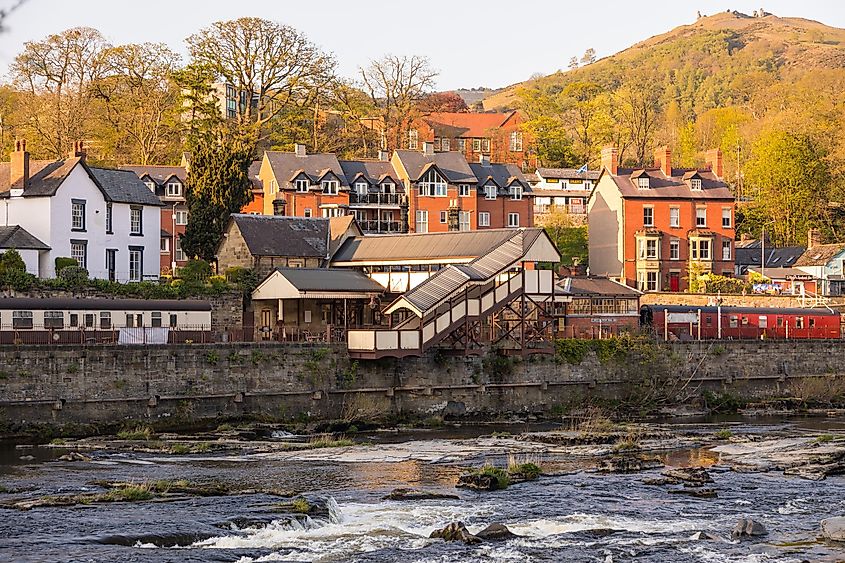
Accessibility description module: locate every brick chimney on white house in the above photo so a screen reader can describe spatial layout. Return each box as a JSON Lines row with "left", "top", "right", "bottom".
{"left": 705, "top": 148, "right": 723, "bottom": 179}
{"left": 10, "top": 139, "right": 29, "bottom": 191}
{"left": 68, "top": 140, "right": 86, "bottom": 161}
{"left": 653, "top": 145, "right": 672, "bottom": 176}
{"left": 601, "top": 146, "right": 618, "bottom": 176}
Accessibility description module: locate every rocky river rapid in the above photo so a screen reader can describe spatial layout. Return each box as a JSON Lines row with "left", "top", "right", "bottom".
{"left": 3, "top": 417, "right": 845, "bottom": 562}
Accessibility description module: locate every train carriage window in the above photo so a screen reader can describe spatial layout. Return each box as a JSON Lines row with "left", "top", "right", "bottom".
{"left": 151, "top": 312, "right": 162, "bottom": 328}
{"left": 705, "top": 316, "right": 712, "bottom": 327}
{"left": 69, "top": 314, "right": 79, "bottom": 327}
{"left": 729, "top": 316, "right": 738, "bottom": 328}
{"left": 12, "top": 311, "right": 33, "bottom": 329}
{"left": 809, "top": 318, "right": 816, "bottom": 328}
{"left": 169, "top": 314, "right": 177, "bottom": 328}
{"left": 796, "top": 317, "right": 804, "bottom": 329}
{"left": 84, "top": 314, "right": 94, "bottom": 328}
{"left": 741, "top": 316, "right": 749, "bottom": 326}
{"left": 777, "top": 317, "right": 783, "bottom": 327}
{"left": 125, "top": 314, "right": 134, "bottom": 328}
{"left": 100, "top": 312, "right": 111, "bottom": 330}
{"left": 44, "top": 311, "right": 64, "bottom": 329}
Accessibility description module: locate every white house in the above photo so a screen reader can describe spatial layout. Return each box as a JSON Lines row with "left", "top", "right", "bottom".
{"left": 530, "top": 167, "right": 600, "bottom": 224}
{"left": 0, "top": 140, "right": 162, "bottom": 282}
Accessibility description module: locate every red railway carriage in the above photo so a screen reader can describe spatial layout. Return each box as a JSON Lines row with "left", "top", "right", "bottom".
{"left": 641, "top": 305, "right": 842, "bottom": 340}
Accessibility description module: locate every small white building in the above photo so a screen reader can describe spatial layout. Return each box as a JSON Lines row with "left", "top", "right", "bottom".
{"left": 531, "top": 167, "right": 599, "bottom": 224}
{"left": 0, "top": 225, "right": 50, "bottom": 275}
{"left": 0, "top": 141, "right": 162, "bottom": 282}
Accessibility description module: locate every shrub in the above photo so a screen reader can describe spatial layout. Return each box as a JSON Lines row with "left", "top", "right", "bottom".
{"left": 55, "top": 257, "right": 78, "bottom": 273}
{"left": 179, "top": 259, "right": 213, "bottom": 284}
{"left": 117, "top": 425, "right": 153, "bottom": 441}
{"left": 715, "top": 428, "right": 733, "bottom": 440}
{"left": 57, "top": 265, "right": 89, "bottom": 285}
{"left": 508, "top": 462, "right": 542, "bottom": 480}
{"left": 291, "top": 497, "right": 311, "bottom": 513}
{"left": 473, "top": 465, "right": 510, "bottom": 490}
{"left": 104, "top": 483, "right": 153, "bottom": 502}
{"left": 0, "top": 249, "right": 26, "bottom": 273}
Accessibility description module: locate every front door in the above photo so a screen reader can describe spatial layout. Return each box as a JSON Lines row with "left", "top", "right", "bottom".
{"left": 106, "top": 249, "right": 117, "bottom": 282}
{"left": 669, "top": 272, "right": 680, "bottom": 292}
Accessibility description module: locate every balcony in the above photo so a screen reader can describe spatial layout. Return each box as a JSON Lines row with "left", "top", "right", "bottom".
{"left": 360, "top": 220, "right": 404, "bottom": 234}
{"left": 533, "top": 203, "right": 585, "bottom": 215}
{"left": 349, "top": 192, "right": 404, "bottom": 206}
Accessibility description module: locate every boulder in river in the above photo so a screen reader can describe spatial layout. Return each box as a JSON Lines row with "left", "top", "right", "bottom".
{"left": 430, "top": 521, "right": 481, "bottom": 544}
{"left": 596, "top": 455, "right": 663, "bottom": 473}
{"left": 456, "top": 473, "right": 501, "bottom": 491}
{"left": 821, "top": 517, "right": 845, "bottom": 542}
{"left": 662, "top": 467, "right": 713, "bottom": 485}
{"left": 475, "top": 523, "right": 518, "bottom": 540}
{"left": 689, "top": 531, "right": 723, "bottom": 541}
{"left": 383, "top": 488, "right": 459, "bottom": 501}
{"left": 731, "top": 518, "right": 767, "bottom": 539}
{"left": 58, "top": 452, "right": 91, "bottom": 462}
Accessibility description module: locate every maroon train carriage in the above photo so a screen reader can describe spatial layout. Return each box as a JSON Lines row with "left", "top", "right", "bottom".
{"left": 640, "top": 305, "right": 842, "bottom": 340}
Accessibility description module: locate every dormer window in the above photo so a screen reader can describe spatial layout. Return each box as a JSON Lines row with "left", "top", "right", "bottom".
{"left": 355, "top": 181, "right": 368, "bottom": 195}
{"left": 637, "top": 176, "right": 650, "bottom": 189}
{"left": 485, "top": 185, "right": 497, "bottom": 200}
{"left": 322, "top": 180, "right": 339, "bottom": 195}
{"left": 509, "top": 184, "right": 523, "bottom": 201}
{"left": 381, "top": 182, "right": 394, "bottom": 194}
{"left": 691, "top": 178, "right": 702, "bottom": 191}
{"left": 145, "top": 181, "right": 156, "bottom": 193}
{"left": 166, "top": 181, "right": 182, "bottom": 197}
{"left": 418, "top": 168, "right": 447, "bottom": 197}
{"left": 295, "top": 179, "right": 309, "bottom": 193}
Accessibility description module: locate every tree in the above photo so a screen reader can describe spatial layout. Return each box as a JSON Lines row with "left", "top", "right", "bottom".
{"left": 173, "top": 63, "right": 222, "bottom": 143}
{"left": 92, "top": 42, "right": 182, "bottom": 165}
{"left": 360, "top": 54, "right": 437, "bottom": 151}
{"left": 580, "top": 48, "right": 597, "bottom": 66}
{"left": 417, "top": 92, "right": 468, "bottom": 113}
{"left": 614, "top": 80, "right": 662, "bottom": 166}
{"left": 522, "top": 115, "right": 578, "bottom": 168}
{"left": 561, "top": 82, "right": 607, "bottom": 163}
{"left": 539, "top": 207, "right": 588, "bottom": 266}
{"left": 180, "top": 132, "right": 255, "bottom": 261}
{"left": 10, "top": 27, "right": 109, "bottom": 158}
{"left": 187, "top": 18, "right": 336, "bottom": 140}
{"left": 568, "top": 57, "right": 579, "bottom": 71}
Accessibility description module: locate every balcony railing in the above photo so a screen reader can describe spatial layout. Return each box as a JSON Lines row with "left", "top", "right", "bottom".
{"left": 360, "top": 220, "right": 403, "bottom": 234}
{"left": 534, "top": 203, "right": 585, "bottom": 215}
{"left": 349, "top": 192, "right": 404, "bottom": 206}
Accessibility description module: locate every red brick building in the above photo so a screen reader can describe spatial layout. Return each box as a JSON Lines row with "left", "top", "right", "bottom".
{"left": 470, "top": 159, "right": 533, "bottom": 230}
{"left": 588, "top": 146, "right": 735, "bottom": 292}
{"left": 409, "top": 111, "right": 533, "bottom": 170}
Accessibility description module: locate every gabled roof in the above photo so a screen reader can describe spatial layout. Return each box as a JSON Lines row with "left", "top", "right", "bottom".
{"left": 0, "top": 225, "right": 50, "bottom": 250}
{"left": 248, "top": 159, "right": 263, "bottom": 193}
{"left": 795, "top": 243, "right": 845, "bottom": 267}
{"left": 262, "top": 267, "right": 384, "bottom": 294}
{"left": 422, "top": 111, "right": 517, "bottom": 138}
{"left": 556, "top": 276, "right": 641, "bottom": 297}
{"left": 265, "top": 151, "right": 347, "bottom": 189}
{"left": 734, "top": 243, "right": 805, "bottom": 269}
{"left": 536, "top": 167, "right": 600, "bottom": 181}
{"left": 469, "top": 162, "right": 530, "bottom": 191}
{"left": 226, "top": 214, "right": 331, "bottom": 258}
{"left": 393, "top": 150, "right": 476, "bottom": 184}
{"left": 120, "top": 165, "right": 187, "bottom": 185}
{"left": 0, "top": 158, "right": 162, "bottom": 206}
{"left": 339, "top": 160, "right": 402, "bottom": 191}
{"left": 599, "top": 167, "right": 733, "bottom": 200}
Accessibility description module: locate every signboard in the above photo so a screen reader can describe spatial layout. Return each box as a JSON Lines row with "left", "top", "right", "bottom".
{"left": 667, "top": 312, "right": 698, "bottom": 324}
{"left": 752, "top": 283, "right": 781, "bottom": 294}
{"left": 569, "top": 178, "right": 584, "bottom": 184}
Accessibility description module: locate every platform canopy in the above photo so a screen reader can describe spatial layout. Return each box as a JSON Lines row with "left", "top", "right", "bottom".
{"left": 252, "top": 267, "right": 385, "bottom": 300}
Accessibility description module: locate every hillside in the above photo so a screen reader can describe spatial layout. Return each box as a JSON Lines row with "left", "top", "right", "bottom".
{"left": 484, "top": 10, "right": 845, "bottom": 110}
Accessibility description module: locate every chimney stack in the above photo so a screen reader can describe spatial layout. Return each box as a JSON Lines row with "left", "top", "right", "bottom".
{"left": 808, "top": 228, "right": 822, "bottom": 250}
{"left": 422, "top": 141, "right": 434, "bottom": 156}
{"left": 479, "top": 154, "right": 490, "bottom": 166}
{"left": 294, "top": 143, "right": 307, "bottom": 157}
{"left": 10, "top": 139, "right": 29, "bottom": 191}
{"left": 68, "top": 140, "right": 86, "bottom": 161}
{"left": 377, "top": 149, "right": 389, "bottom": 162}
{"left": 653, "top": 145, "right": 672, "bottom": 176}
{"left": 705, "top": 148, "right": 723, "bottom": 179}
{"left": 601, "top": 146, "right": 618, "bottom": 176}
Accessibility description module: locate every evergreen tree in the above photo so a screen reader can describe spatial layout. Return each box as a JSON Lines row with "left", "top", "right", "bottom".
{"left": 180, "top": 132, "right": 254, "bottom": 262}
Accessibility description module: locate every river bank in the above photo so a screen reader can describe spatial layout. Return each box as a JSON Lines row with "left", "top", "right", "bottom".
{"left": 2, "top": 417, "right": 845, "bottom": 562}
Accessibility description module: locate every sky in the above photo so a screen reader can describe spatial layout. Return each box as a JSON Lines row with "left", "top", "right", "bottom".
{"left": 0, "top": 0, "right": 844, "bottom": 90}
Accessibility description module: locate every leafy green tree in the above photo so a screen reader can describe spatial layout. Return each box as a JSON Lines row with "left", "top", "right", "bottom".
{"left": 0, "top": 249, "right": 26, "bottom": 273}
{"left": 172, "top": 63, "right": 221, "bottom": 144}
{"left": 180, "top": 132, "right": 254, "bottom": 261}
{"left": 539, "top": 207, "right": 588, "bottom": 266}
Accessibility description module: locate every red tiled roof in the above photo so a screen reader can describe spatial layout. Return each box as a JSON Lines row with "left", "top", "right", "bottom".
{"left": 423, "top": 111, "right": 516, "bottom": 138}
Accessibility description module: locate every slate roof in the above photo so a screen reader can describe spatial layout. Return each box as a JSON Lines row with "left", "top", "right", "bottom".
{"left": 248, "top": 159, "right": 263, "bottom": 192}
{"left": 794, "top": 243, "right": 845, "bottom": 267}
{"left": 339, "top": 160, "right": 402, "bottom": 191}
{"left": 0, "top": 158, "right": 80, "bottom": 197}
{"left": 469, "top": 162, "right": 531, "bottom": 191}
{"left": 273, "top": 267, "right": 384, "bottom": 293}
{"left": 89, "top": 168, "right": 163, "bottom": 206}
{"left": 556, "top": 276, "right": 641, "bottom": 297}
{"left": 536, "top": 167, "right": 600, "bottom": 181}
{"left": 422, "top": 111, "right": 516, "bottom": 138}
{"left": 228, "top": 214, "right": 330, "bottom": 258}
{"left": 120, "top": 165, "right": 187, "bottom": 185}
{"left": 265, "top": 151, "right": 347, "bottom": 189}
{"left": 734, "top": 242, "right": 805, "bottom": 270}
{"left": 393, "top": 150, "right": 476, "bottom": 183}
{"left": 0, "top": 225, "right": 50, "bottom": 250}
{"left": 604, "top": 167, "right": 733, "bottom": 200}
{"left": 332, "top": 228, "right": 546, "bottom": 264}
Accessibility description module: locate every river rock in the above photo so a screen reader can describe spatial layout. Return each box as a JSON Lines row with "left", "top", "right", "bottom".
{"left": 784, "top": 461, "right": 845, "bottom": 481}
{"left": 662, "top": 467, "right": 713, "bottom": 485}
{"left": 668, "top": 488, "right": 718, "bottom": 499}
{"left": 456, "top": 473, "right": 498, "bottom": 491}
{"left": 689, "top": 531, "right": 722, "bottom": 541}
{"left": 597, "top": 455, "right": 663, "bottom": 473}
{"left": 383, "top": 488, "right": 459, "bottom": 501}
{"left": 731, "top": 518, "right": 767, "bottom": 539}
{"left": 475, "top": 523, "right": 518, "bottom": 540}
{"left": 58, "top": 452, "right": 90, "bottom": 462}
{"left": 430, "top": 521, "right": 481, "bottom": 544}
{"left": 821, "top": 517, "right": 845, "bottom": 542}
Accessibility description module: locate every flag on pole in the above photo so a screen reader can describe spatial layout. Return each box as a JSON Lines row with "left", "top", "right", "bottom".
{"left": 576, "top": 164, "right": 588, "bottom": 173}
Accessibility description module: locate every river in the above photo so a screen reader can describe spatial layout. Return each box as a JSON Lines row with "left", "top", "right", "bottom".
{"left": 2, "top": 418, "right": 845, "bottom": 562}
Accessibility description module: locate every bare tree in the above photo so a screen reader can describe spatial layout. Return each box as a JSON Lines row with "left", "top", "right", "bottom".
{"left": 614, "top": 81, "right": 662, "bottom": 166}
{"left": 187, "top": 17, "right": 336, "bottom": 142}
{"left": 360, "top": 54, "right": 437, "bottom": 151}
{"left": 568, "top": 56, "right": 579, "bottom": 71}
{"left": 11, "top": 27, "right": 109, "bottom": 157}
{"left": 92, "top": 43, "right": 182, "bottom": 164}
{"left": 0, "top": 0, "right": 27, "bottom": 32}
{"left": 580, "top": 48, "right": 597, "bottom": 66}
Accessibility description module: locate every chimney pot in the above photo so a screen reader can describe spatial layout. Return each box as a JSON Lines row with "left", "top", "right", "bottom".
{"left": 294, "top": 143, "right": 307, "bottom": 157}
{"left": 10, "top": 138, "right": 29, "bottom": 191}
{"left": 601, "top": 146, "right": 618, "bottom": 176}
{"left": 378, "top": 150, "right": 389, "bottom": 161}
{"left": 653, "top": 145, "right": 672, "bottom": 176}
{"left": 422, "top": 141, "right": 434, "bottom": 156}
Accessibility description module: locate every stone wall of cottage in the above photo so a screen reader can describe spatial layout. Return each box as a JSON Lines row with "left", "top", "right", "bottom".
{"left": 0, "top": 340, "right": 842, "bottom": 428}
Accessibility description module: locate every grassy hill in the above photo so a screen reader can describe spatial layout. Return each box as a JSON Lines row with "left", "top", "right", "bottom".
{"left": 483, "top": 11, "right": 845, "bottom": 111}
